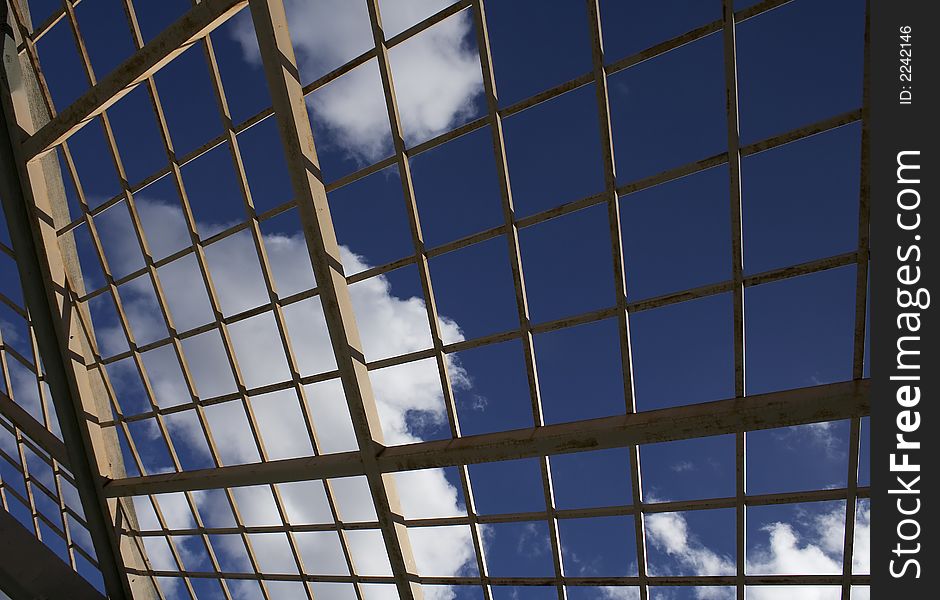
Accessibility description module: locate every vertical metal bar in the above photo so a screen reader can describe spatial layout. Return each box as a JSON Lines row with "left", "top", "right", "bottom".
{"left": 843, "top": 3, "right": 870, "bottom": 598}
{"left": 720, "top": 1, "right": 747, "bottom": 598}
{"left": 357, "top": 2, "right": 493, "bottom": 598}
{"left": 841, "top": 418, "right": 861, "bottom": 600}
{"left": 585, "top": 2, "right": 647, "bottom": 598}
{"left": 469, "top": 2, "right": 569, "bottom": 598}
{"left": 246, "top": 2, "right": 423, "bottom": 599}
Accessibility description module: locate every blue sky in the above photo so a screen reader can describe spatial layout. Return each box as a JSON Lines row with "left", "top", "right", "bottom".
{"left": 0, "top": 0, "right": 869, "bottom": 599}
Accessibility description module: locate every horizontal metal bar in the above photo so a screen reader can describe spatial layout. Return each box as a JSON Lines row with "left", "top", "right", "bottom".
{"left": 380, "top": 380, "right": 868, "bottom": 471}
{"left": 119, "top": 485, "right": 870, "bottom": 537}
{"left": 92, "top": 248, "right": 858, "bottom": 430}
{"left": 103, "top": 380, "right": 868, "bottom": 497}
{"left": 119, "top": 566, "right": 870, "bottom": 588}
{"left": 103, "top": 448, "right": 364, "bottom": 497}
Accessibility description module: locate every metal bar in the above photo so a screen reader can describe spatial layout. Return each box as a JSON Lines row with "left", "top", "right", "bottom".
{"left": 140, "top": 488, "right": 869, "bottom": 532}
{"left": 585, "top": 2, "right": 648, "bottom": 599}
{"left": 842, "top": 418, "right": 862, "bottom": 600}
{"left": 86, "top": 248, "right": 858, "bottom": 434}
{"left": 469, "top": 2, "right": 565, "bottom": 598}
{"left": 0, "top": 390, "right": 70, "bottom": 466}
{"left": 246, "top": 2, "right": 423, "bottom": 599}
{"left": 119, "top": 486, "right": 871, "bottom": 537}
{"left": 198, "top": 13, "right": 359, "bottom": 598}
{"left": 359, "top": 2, "right": 493, "bottom": 598}
{"left": 719, "top": 1, "right": 747, "bottom": 597}
{"left": 118, "top": 568, "right": 870, "bottom": 588}
{"left": 843, "top": 3, "right": 871, "bottom": 598}
{"left": 103, "top": 379, "right": 869, "bottom": 497}
{"left": 13, "top": 0, "right": 82, "bottom": 46}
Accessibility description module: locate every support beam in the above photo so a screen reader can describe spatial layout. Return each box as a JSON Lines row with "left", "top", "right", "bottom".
{"left": 0, "top": 507, "right": 105, "bottom": 600}
{"left": 246, "top": 2, "right": 422, "bottom": 599}
{"left": 20, "top": 0, "right": 246, "bottom": 160}
{"left": 0, "top": 34, "right": 129, "bottom": 600}
{"left": 104, "top": 379, "right": 869, "bottom": 497}
{"left": 718, "top": 1, "right": 748, "bottom": 597}
{"left": 1, "top": 3, "right": 154, "bottom": 598}
{"left": 104, "top": 448, "right": 364, "bottom": 497}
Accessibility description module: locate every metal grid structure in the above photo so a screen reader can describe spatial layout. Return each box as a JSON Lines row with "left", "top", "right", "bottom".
{"left": 0, "top": 196, "right": 104, "bottom": 588}
{"left": 0, "top": 0, "right": 870, "bottom": 599}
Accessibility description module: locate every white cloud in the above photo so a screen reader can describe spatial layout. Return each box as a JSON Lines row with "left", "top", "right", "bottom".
{"left": 600, "top": 586, "right": 640, "bottom": 600}
{"left": 749, "top": 524, "right": 838, "bottom": 577}
{"left": 296, "top": 530, "right": 349, "bottom": 575}
{"left": 516, "top": 522, "right": 550, "bottom": 557}
{"left": 108, "top": 198, "right": 475, "bottom": 598}
{"left": 749, "top": 512, "right": 841, "bottom": 578}
{"left": 641, "top": 505, "right": 870, "bottom": 600}
{"left": 410, "top": 525, "right": 477, "bottom": 577}
{"left": 852, "top": 502, "right": 871, "bottom": 574}
{"left": 646, "top": 512, "right": 735, "bottom": 579}
{"left": 230, "top": 0, "right": 483, "bottom": 163}
{"left": 6, "top": 358, "right": 43, "bottom": 423}
{"left": 773, "top": 422, "right": 846, "bottom": 462}
{"left": 0, "top": 318, "right": 23, "bottom": 347}
{"left": 801, "top": 422, "right": 846, "bottom": 459}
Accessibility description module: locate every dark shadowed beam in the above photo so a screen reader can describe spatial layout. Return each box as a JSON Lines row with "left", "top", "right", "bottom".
{"left": 382, "top": 380, "right": 869, "bottom": 471}
{"left": 104, "top": 380, "right": 869, "bottom": 497}
{"left": 718, "top": 0, "right": 747, "bottom": 597}
{"left": 843, "top": 3, "right": 872, "bottom": 599}
{"left": 0, "top": 507, "right": 105, "bottom": 600}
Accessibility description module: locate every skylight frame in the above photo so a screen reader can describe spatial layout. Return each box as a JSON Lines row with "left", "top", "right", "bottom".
{"left": 0, "top": 0, "right": 871, "bottom": 599}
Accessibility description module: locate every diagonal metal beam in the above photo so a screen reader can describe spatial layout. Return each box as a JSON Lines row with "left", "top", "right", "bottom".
{"left": 0, "top": 390, "right": 70, "bottom": 466}
{"left": 1, "top": 3, "right": 158, "bottom": 597}
{"left": 246, "top": 1, "right": 422, "bottom": 599}
{"left": 103, "top": 379, "right": 870, "bottom": 497}
{"left": 0, "top": 6, "right": 129, "bottom": 598}
{"left": 20, "top": 0, "right": 246, "bottom": 160}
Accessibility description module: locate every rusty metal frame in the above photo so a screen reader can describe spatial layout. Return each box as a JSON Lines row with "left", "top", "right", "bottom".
{"left": 0, "top": 0, "right": 871, "bottom": 598}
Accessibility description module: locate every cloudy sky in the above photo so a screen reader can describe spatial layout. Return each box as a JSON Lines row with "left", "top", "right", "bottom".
{"left": 0, "top": 0, "right": 869, "bottom": 599}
